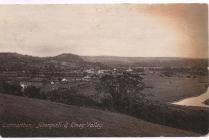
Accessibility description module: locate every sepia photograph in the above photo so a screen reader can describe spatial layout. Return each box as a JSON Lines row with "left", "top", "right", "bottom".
{"left": 0, "top": 3, "right": 208, "bottom": 137}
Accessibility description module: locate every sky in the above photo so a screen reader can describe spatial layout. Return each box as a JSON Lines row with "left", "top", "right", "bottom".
{"left": 0, "top": 4, "right": 208, "bottom": 58}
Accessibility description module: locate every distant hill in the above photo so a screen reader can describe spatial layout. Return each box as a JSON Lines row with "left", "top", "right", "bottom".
{"left": 0, "top": 94, "right": 199, "bottom": 137}
{"left": 0, "top": 53, "right": 105, "bottom": 72}
{"left": 0, "top": 53, "right": 206, "bottom": 72}
{"left": 0, "top": 52, "right": 41, "bottom": 63}
{"left": 49, "top": 53, "right": 85, "bottom": 63}
{"left": 82, "top": 56, "right": 208, "bottom": 68}
{"left": 0, "top": 52, "right": 84, "bottom": 63}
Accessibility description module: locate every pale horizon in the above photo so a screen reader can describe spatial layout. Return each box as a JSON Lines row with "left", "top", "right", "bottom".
{"left": 1, "top": 51, "right": 208, "bottom": 59}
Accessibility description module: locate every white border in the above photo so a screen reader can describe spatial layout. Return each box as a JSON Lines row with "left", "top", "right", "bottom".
{"left": 0, "top": 0, "right": 208, "bottom": 140}
{"left": 0, "top": 0, "right": 207, "bottom": 4}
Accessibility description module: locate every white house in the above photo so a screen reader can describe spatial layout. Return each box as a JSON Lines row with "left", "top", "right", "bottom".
{"left": 61, "top": 78, "right": 68, "bottom": 82}
{"left": 85, "top": 69, "right": 95, "bottom": 74}
{"left": 126, "top": 68, "right": 133, "bottom": 72}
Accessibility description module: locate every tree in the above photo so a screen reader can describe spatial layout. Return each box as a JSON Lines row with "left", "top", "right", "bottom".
{"left": 97, "top": 73, "right": 145, "bottom": 112}
{"left": 0, "top": 82, "right": 22, "bottom": 96}
{"left": 24, "top": 86, "right": 43, "bottom": 99}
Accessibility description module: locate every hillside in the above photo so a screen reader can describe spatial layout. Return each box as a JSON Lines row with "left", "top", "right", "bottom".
{"left": 0, "top": 52, "right": 83, "bottom": 62}
{"left": 0, "top": 53, "right": 206, "bottom": 72}
{"left": 0, "top": 94, "right": 199, "bottom": 137}
{"left": 0, "top": 53, "right": 104, "bottom": 72}
{"left": 51, "top": 53, "right": 84, "bottom": 63}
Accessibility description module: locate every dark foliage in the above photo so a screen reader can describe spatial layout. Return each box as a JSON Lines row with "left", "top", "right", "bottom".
{"left": 0, "top": 82, "right": 22, "bottom": 96}
{"left": 23, "top": 86, "right": 46, "bottom": 99}
{"left": 97, "top": 73, "right": 145, "bottom": 112}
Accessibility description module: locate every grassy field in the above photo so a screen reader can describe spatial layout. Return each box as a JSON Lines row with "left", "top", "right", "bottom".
{"left": 0, "top": 93, "right": 199, "bottom": 137}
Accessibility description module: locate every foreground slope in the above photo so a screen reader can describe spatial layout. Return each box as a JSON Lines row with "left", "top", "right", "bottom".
{"left": 0, "top": 94, "right": 199, "bottom": 137}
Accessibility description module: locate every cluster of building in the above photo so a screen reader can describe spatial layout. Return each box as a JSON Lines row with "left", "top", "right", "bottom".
{"left": 17, "top": 66, "right": 147, "bottom": 93}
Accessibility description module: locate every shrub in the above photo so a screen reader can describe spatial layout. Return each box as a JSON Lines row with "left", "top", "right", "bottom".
{"left": 24, "top": 86, "right": 45, "bottom": 99}
{"left": 0, "top": 82, "right": 22, "bottom": 96}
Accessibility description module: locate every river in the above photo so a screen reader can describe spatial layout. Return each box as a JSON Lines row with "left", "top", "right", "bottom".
{"left": 172, "top": 87, "right": 209, "bottom": 108}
